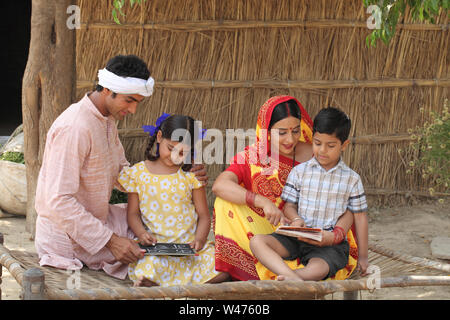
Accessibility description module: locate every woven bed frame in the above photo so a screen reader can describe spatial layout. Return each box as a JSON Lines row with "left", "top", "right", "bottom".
{"left": 1, "top": 232, "right": 449, "bottom": 300}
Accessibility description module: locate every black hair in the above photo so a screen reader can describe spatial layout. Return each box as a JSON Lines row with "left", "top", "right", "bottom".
{"left": 95, "top": 55, "right": 150, "bottom": 93}
{"left": 268, "top": 99, "right": 302, "bottom": 130}
{"left": 268, "top": 99, "right": 302, "bottom": 167}
{"left": 313, "top": 107, "right": 351, "bottom": 143}
{"left": 145, "top": 115, "right": 196, "bottom": 171}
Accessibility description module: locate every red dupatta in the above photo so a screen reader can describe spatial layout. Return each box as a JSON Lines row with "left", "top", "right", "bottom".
{"left": 231, "top": 95, "right": 313, "bottom": 216}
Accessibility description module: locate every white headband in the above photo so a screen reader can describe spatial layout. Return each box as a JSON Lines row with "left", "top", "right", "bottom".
{"left": 97, "top": 68, "right": 154, "bottom": 97}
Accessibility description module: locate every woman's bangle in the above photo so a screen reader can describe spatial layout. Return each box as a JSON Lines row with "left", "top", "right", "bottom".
{"left": 245, "top": 190, "right": 256, "bottom": 207}
{"left": 291, "top": 217, "right": 303, "bottom": 223}
{"left": 333, "top": 226, "right": 345, "bottom": 244}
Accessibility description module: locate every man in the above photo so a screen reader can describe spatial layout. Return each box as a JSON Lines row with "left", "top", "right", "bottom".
{"left": 34, "top": 55, "right": 207, "bottom": 279}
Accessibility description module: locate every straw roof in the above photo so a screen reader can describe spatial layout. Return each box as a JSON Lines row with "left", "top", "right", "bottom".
{"left": 74, "top": 0, "right": 449, "bottom": 207}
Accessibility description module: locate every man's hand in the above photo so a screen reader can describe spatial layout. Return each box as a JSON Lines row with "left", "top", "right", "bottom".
{"left": 106, "top": 233, "right": 144, "bottom": 264}
{"left": 190, "top": 164, "right": 208, "bottom": 186}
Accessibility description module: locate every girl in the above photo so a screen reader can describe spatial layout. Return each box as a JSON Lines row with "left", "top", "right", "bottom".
{"left": 118, "top": 114, "right": 226, "bottom": 286}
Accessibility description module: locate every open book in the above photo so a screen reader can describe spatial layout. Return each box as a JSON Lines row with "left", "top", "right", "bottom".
{"left": 139, "top": 243, "right": 196, "bottom": 256}
{"left": 275, "top": 226, "right": 323, "bottom": 242}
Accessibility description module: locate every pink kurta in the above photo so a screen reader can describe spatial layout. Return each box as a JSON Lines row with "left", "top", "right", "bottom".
{"left": 34, "top": 94, "right": 133, "bottom": 279}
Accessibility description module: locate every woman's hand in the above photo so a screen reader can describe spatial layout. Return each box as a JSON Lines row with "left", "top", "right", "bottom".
{"left": 190, "top": 164, "right": 208, "bottom": 186}
{"left": 260, "top": 198, "right": 283, "bottom": 226}
{"left": 138, "top": 231, "right": 157, "bottom": 246}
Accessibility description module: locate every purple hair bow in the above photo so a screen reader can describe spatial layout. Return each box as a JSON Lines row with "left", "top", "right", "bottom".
{"left": 142, "top": 112, "right": 171, "bottom": 136}
{"left": 199, "top": 128, "right": 207, "bottom": 139}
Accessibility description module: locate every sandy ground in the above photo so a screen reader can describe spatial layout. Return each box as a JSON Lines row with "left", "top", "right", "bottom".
{"left": 0, "top": 202, "right": 449, "bottom": 300}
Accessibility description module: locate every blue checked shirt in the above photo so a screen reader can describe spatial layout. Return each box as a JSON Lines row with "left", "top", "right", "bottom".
{"left": 281, "top": 157, "right": 368, "bottom": 230}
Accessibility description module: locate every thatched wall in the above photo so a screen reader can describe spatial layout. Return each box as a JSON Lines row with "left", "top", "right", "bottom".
{"left": 75, "top": 0, "right": 449, "bottom": 207}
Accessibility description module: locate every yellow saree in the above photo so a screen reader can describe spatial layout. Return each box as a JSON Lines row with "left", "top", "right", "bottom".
{"left": 213, "top": 95, "right": 358, "bottom": 281}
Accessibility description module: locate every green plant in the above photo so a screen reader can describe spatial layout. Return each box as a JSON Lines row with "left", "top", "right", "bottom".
{"left": 364, "top": 0, "right": 449, "bottom": 46}
{"left": 0, "top": 151, "right": 25, "bottom": 164}
{"left": 109, "top": 188, "right": 128, "bottom": 204}
{"left": 402, "top": 99, "right": 449, "bottom": 201}
{"left": 112, "top": 0, "right": 147, "bottom": 24}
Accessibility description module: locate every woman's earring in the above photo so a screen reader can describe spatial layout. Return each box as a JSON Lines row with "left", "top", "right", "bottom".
{"left": 156, "top": 143, "right": 160, "bottom": 157}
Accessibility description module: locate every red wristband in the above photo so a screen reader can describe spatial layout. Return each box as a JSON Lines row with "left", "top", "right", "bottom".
{"left": 245, "top": 190, "right": 256, "bottom": 207}
{"left": 333, "top": 226, "right": 345, "bottom": 244}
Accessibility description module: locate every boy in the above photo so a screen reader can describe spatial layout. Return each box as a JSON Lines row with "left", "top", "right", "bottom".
{"left": 250, "top": 107, "right": 369, "bottom": 281}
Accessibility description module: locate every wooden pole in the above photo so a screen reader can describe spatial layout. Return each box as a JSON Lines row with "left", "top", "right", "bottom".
{"left": 79, "top": 20, "right": 448, "bottom": 32}
{"left": 0, "top": 232, "right": 3, "bottom": 300}
{"left": 22, "top": 0, "right": 76, "bottom": 238}
{"left": 343, "top": 290, "right": 359, "bottom": 300}
{"left": 116, "top": 128, "right": 417, "bottom": 144}
{"left": 77, "top": 78, "right": 450, "bottom": 90}
{"left": 22, "top": 268, "right": 46, "bottom": 300}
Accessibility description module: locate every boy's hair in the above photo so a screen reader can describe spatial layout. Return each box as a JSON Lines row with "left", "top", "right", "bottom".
{"left": 145, "top": 115, "right": 196, "bottom": 172}
{"left": 95, "top": 55, "right": 150, "bottom": 94}
{"left": 313, "top": 107, "right": 351, "bottom": 143}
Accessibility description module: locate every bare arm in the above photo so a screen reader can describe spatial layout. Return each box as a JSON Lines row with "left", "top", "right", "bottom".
{"left": 335, "top": 209, "right": 354, "bottom": 234}
{"left": 354, "top": 212, "right": 369, "bottom": 275}
{"left": 105, "top": 194, "right": 145, "bottom": 264}
{"left": 283, "top": 202, "right": 305, "bottom": 227}
{"left": 127, "top": 192, "right": 157, "bottom": 245}
{"left": 191, "top": 186, "right": 211, "bottom": 251}
{"left": 211, "top": 171, "right": 247, "bottom": 204}
{"left": 212, "top": 171, "right": 283, "bottom": 225}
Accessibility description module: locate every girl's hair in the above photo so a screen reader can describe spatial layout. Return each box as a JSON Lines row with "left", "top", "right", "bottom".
{"left": 145, "top": 114, "right": 196, "bottom": 171}
{"left": 268, "top": 99, "right": 302, "bottom": 130}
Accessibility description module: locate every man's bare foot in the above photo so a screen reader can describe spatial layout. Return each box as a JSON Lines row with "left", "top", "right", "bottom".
{"left": 276, "top": 274, "right": 303, "bottom": 281}
{"left": 134, "top": 276, "right": 159, "bottom": 287}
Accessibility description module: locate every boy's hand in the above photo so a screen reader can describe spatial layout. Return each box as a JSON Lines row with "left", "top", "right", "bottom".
{"left": 357, "top": 256, "right": 369, "bottom": 276}
{"left": 190, "top": 237, "right": 207, "bottom": 252}
{"left": 290, "top": 218, "right": 305, "bottom": 227}
{"left": 138, "top": 231, "right": 157, "bottom": 246}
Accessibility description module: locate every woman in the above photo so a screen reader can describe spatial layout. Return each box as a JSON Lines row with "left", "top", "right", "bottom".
{"left": 212, "top": 95, "right": 358, "bottom": 281}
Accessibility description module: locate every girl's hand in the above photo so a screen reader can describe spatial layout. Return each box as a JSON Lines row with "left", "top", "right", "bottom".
{"left": 189, "top": 237, "right": 207, "bottom": 252}
{"left": 138, "top": 231, "right": 157, "bottom": 246}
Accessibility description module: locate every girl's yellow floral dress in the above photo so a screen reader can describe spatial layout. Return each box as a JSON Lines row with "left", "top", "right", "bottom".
{"left": 118, "top": 161, "right": 219, "bottom": 286}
